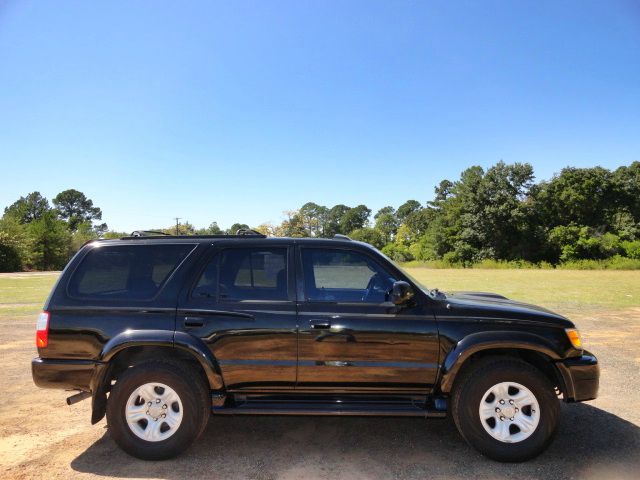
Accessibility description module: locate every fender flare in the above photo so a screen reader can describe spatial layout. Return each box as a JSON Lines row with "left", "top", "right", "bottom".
{"left": 98, "top": 329, "right": 224, "bottom": 390}
{"left": 439, "top": 330, "right": 563, "bottom": 393}
{"left": 89, "top": 330, "right": 224, "bottom": 424}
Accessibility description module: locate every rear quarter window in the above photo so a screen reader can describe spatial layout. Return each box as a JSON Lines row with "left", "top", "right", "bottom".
{"left": 68, "top": 244, "right": 195, "bottom": 300}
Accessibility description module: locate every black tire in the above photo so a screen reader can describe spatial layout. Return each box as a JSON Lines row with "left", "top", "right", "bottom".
{"left": 106, "top": 359, "right": 210, "bottom": 460}
{"left": 451, "top": 356, "right": 560, "bottom": 462}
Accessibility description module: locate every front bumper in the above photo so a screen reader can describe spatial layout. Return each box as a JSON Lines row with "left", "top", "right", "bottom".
{"left": 556, "top": 350, "right": 599, "bottom": 402}
{"left": 32, "top": 357, "right": 100, "bottom": 391}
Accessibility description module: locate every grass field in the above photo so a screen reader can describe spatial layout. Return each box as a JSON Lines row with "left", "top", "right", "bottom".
{"left": 407, "top": 268, "right": 640, "bottom": 311}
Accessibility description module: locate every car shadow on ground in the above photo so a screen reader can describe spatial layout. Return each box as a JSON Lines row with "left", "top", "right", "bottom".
{"left": 71, "top": 403, "right": 639, "bottom": 480}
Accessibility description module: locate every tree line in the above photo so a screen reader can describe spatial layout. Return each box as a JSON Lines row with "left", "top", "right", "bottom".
{"left": 1, "top": 161, "right": 639, "bottom": 271}
{"left": 0, "top": 189, "right": 106, "bottom": 271}
{"left": 256, "top": 161, "right": 640, "bottom": 267}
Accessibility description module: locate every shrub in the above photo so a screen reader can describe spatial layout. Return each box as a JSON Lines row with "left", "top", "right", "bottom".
{"left": 554, "top": 256, "right": 640, "bottom": 270}
{"left": 0, "top": 231, "right": 22, "bottom": 272}
{"left": 622, "top": 240, "right": 640, "bottom": 259}
{"left": 349, "top": 227, "right": 386, "bottom": 249}
{"left": 381, "top": 243, "right": 414, "bottom": 262}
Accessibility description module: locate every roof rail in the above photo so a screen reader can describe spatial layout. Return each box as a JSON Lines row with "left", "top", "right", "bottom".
{"left": 236, "top": 228, "right": 264, "bottom": 236}
{"left": 333, "top": 234, "right": 352, "bottom": 241}
{"left": 120, "top": 233, "right": 267, "bottom": 240}
{"left": 130, "top": 230, "right": 170, "bottom": 237}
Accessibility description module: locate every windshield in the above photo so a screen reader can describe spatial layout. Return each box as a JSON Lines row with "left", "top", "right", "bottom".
{"left": 374, "top": 248, "right": 431, "bottom": 294}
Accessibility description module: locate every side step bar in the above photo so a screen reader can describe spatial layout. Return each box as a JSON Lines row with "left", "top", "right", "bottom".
{"left": 212, "top": 395, "right": 447, "bottom": 418}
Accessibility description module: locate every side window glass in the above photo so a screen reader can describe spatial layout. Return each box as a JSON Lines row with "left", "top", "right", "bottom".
{"left": 302, "top": 249, "right": 395, "bottom": 302}
{"left": 69, "top": 244, "right": 195, "bottom": 300}
{"left": 192, "top": 254, "right": 219, "bottom": 299}
{"left": 217, "top": 248, "right": 288, "bottom": 301}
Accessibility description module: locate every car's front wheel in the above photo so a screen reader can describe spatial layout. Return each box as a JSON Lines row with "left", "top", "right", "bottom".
{"left": 451, "top": 356, "right": 560, "bottom": 462}
{"left": 106, "top": 360, "right": 210, "bottom": 460}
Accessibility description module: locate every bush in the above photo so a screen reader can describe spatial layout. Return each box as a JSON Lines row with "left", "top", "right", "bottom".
{"left": 26, "top": 212, "right": 72, "bottom": 270}
{"left": 622, "top": 240, "right": 640, "bottom": 259}
{"left": 381, "top": 243, "right": 414, "bottom": 262}
{"left": 0, "top": 232, "right": 22, "bottom": 272}
{"left": 349, "top": 227, "right": 386, "bottom": 249}
{"left": 400, "top": 259, "right": 555, "bottom": 269}
{"left": 558, "top": 255, "right": 640, "bottom": 270}
{"left": 0, "top": 217, "right": 32, "bottom": 272}
{"left": 442, "top": 251, "right": 463, "bottom": 266}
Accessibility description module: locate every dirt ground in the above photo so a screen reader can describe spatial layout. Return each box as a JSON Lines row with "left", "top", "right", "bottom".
{"left": 1, "top": 274, "right": 639, "bottom": 479}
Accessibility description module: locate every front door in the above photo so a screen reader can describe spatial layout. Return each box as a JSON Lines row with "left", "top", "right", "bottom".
{"left": 177, "top": 244, "right": 297, "bottom": 390}
{"left": 296, "top": 246, "right": 439, "bottom": 392}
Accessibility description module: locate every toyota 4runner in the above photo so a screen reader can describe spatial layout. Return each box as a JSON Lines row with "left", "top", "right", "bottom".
{"left": 31, "top": 232, "right": 599, "bottom": 462}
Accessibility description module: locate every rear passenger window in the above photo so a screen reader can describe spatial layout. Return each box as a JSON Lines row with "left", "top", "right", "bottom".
{"left": 193, "top": 248, "right": 288, "bottom": 301}
{"left": 69, "top": 244, "right": 194, "bottom": 300}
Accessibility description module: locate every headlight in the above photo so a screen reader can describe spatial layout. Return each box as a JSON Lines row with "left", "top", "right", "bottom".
{"left": 565, "top": 328, "right": 582, "bottom": 349}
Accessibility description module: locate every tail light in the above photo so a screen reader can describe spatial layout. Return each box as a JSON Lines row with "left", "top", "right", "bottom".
{"left": 36, "top": 311, "right": 50, "bottom": 348}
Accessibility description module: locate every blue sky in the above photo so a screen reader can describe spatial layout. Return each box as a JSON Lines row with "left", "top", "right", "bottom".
{"left": 1, "top": 0, "right": 639, "bottom": 232}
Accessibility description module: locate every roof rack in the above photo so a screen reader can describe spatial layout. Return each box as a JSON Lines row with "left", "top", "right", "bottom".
{"left": 130, "top": 230, "right": 170, "bottom": 237}
{"left": 333, "top": 234, "right": 352, "bottom": 241}
{"left": 235, "top": 228, "right": 264, "bottom": 236}
{"left": 120, "top": 231, "right": 267, "bottom": 240}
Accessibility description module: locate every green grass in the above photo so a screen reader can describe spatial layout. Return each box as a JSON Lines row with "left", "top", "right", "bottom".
{"left": 405, "top": 268, "right": 640, "bottom": 310}
{"left": 0, "top": 273, "right": 58, "bottom": 315}
{"left": 0, "top": 273, "right": 58, "bottom": 304}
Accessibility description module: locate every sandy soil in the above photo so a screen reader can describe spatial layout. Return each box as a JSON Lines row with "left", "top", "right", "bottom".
{"left": 1, "top": 307, "right": 638, "bottom": 480}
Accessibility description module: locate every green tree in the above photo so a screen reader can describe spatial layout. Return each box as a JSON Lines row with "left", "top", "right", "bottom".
{"left": 70, "top": 222, "right": 99, "bottom": 252}
{"left": 4, "top": 192, "right": 50, "bottom": 223}
{"left": 396, "top": 200, "right": 422, "bottom": 223}
{"left": 196, "top": 222, "right": 223, "bottom": 235}
{"left": 53, "top": 189, "right": 103, "bottom": 232}
{"left": 0, "top": 216, "right": 31, "bottom": 271}
{"left": 339, "top": 204, "right": 371, "bottom": 234}
{"left": 374, "top": 212, "right": 398, "bottom": 243}
{"left": 226, "top": 223, "right": 251, "bottom": 235}
{"left": 299, "top": 202, "right": 329, "bottom": 237}
{"left": 611, "top": 161, "right": 640, "bottom": 221}
{"left": 535, "top": 167, "right": 615, "bottom": 230}
{"left": 349, "top": 227, "right": 385, "bottom": 249}
{"left": 26, "top": 211, "right": 71, "bottom": 270}
{"left": 374, "top": 206, "right": 395, "bottom": 219}
{"left": 325, "top": 204, "right": 350, "bottom": 237}
{"left": 278, "top": 211, "right": 308, "bottom": 237}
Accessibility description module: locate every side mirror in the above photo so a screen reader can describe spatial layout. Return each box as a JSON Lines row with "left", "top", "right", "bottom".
{"left": 390, "top": 281, "right": 414, "bottom": 306}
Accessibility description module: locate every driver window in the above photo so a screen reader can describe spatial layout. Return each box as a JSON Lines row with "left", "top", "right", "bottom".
{"left": 302, "top": 249, "right": 395, "bottom": 302}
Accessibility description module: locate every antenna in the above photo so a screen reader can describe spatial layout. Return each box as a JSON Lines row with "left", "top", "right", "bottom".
{"left": 174, "top": 217, "right": 181, "bottom": 236}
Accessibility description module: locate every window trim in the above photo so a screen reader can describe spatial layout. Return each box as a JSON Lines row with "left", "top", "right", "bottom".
{"left": 299, "top": 246, "right": 396, "bottom": 304}
{"left": 66, "top": 242, "right": 197, "bottom": 302}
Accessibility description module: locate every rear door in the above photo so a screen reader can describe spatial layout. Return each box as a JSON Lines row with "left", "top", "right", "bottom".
{"left": 176, "top": 242, "right": 298, "bottom": 390}
{"left": 295, "top": 245, "right": 439, "bottom": 392}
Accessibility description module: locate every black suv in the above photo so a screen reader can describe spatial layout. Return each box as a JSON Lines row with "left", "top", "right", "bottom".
{"left": 32, "top": 233, "right": 599, "bottom": 462}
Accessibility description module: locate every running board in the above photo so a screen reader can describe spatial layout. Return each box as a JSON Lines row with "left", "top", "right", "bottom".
{"left": 212, "top": 394, "right": 447, "bottom": 418}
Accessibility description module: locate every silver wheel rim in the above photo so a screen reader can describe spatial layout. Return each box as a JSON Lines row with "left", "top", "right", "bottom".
{"left": 479, "top": 381, "right": 540, "bottom": 443}
{"left": 125, "top": 382, "right": 183, "bottom": 442}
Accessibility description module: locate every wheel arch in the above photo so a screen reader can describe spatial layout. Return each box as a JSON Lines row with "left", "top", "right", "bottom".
{"left": 90, "top": 330, "right": 224, "bottom": 424}
{"left": 439, "top": 331, "right": 569, "bottom": 397}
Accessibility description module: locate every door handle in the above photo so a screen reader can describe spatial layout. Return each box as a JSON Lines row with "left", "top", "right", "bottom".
{"left": 184, "top": 316, "right": 205, "bottom": 328}
{"left": 309, "top": 319, "right": 331, "bottom": 330}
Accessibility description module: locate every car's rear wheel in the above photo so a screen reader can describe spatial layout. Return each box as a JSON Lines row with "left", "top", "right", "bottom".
{"left": 451, "top": 356, "right": 560, "bottom": 462}
{"left": 106, "top": 360, "right": 210, "bottom": 460}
